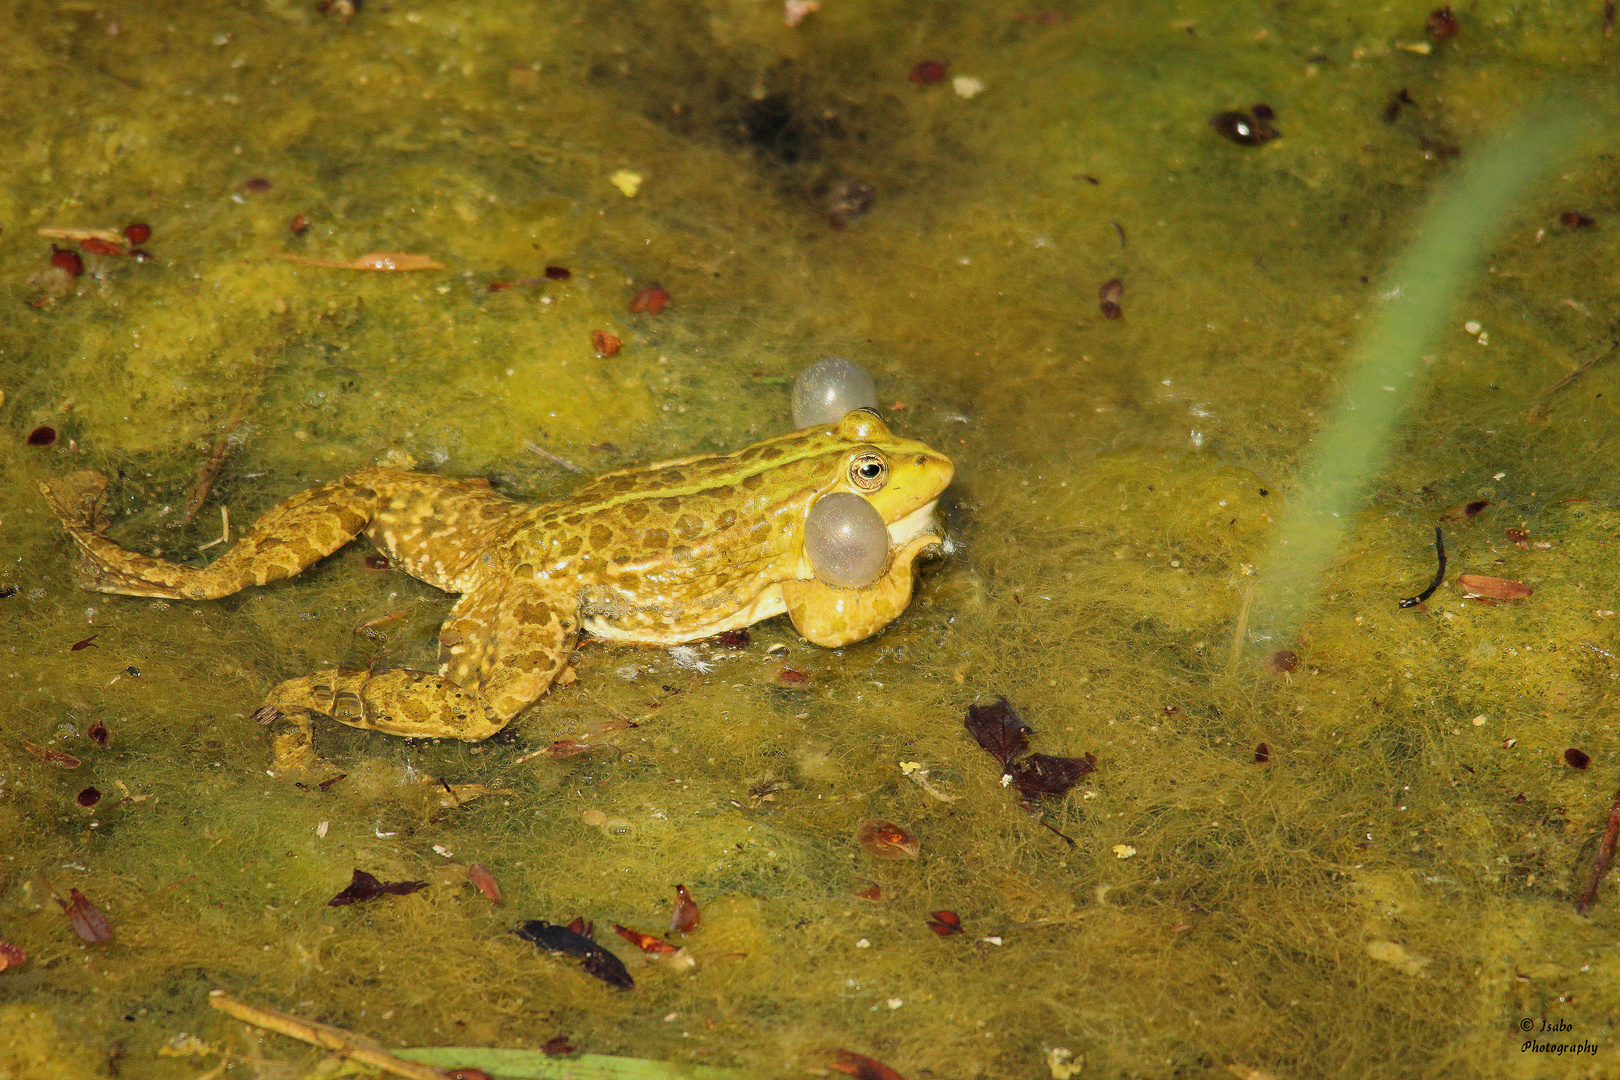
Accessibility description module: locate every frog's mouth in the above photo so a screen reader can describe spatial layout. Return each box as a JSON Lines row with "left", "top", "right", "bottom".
{"left": 886, "top": 499, "right": 940, "bottom": 547}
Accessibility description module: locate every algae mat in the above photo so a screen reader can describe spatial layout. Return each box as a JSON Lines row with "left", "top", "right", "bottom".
{"left": 2, "top": 1, "right": 1619, "bottom": 1077}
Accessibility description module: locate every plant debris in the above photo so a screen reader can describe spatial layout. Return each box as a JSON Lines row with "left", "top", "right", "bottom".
{"left": 57, "top": 887, "right": 113, "bottom": 943}
{"left": 515, "top": 920, "right": 634, "bottom": 989}
{"left": 963, "top": 697, "right": 1095, "bottom": 800}
{"left": 670, "top": 883, "right": 700, "bottom": 935}
{"left": 964, "top": 696, "right": 1033, "bottom": 768}
{"left": 591, "top": 330, "right": 622, "bottom": 357}
{"left": 1398, "top": 526, "right": 1446, "bottom": 608}
{"left": 468, "top": 863, "right": 502, "bottom": 905}
{"left": 281, "top": 252, "right": 446, "bottom": 271}
{"left": 1577, "top": 779, "right": 1620, "bottom": 915}
{"left": 831, "top": 1049, "right": 905, "bottom": 1080}
{"left": 628, "top": 287, "right": 670, "bottom": 314}
{"left": 612, "top": 923, "right": 680, "bottom": 955}
{"left": 1457, "top": 574, "right": 1533, "bottom": 601}
{"left": 0, "top": 942, "right": 25, "bottom": 971}
{"left": 856, "top": 819, "right": 921, "bottom": 860}
{"left": 1566, "top": 748, "right": 1592, "bottom": 770}
{"left": 23, "top": 741, "right": 81, "bottom": 768}
{"left": 326, "top": 869, "right": 428, "bottom": 906}
{"left": 926, "top": 910, "right": 962, "bottom": 936}
{"left": 1009, "top": 752, "right": 1097, "bottom": 801}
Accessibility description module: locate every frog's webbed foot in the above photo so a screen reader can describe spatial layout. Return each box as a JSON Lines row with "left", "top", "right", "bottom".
{"left": 259, "top": 579, "right": 576, "bottom": 757}
{"left": 782, "top": 531, "right": 941, "bottom": 647}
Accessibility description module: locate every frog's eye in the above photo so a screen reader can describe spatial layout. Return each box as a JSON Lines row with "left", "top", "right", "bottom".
{"left": 849, "top": 452, "right": 888, "bottom": 491}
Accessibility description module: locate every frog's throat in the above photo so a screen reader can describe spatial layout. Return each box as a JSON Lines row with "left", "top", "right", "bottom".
{"left": 886, "top": 499, "right": 940, "bottom": 546}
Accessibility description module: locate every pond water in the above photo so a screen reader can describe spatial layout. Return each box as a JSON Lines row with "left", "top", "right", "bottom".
{"left": 3, "top": 1, "right": 1619, "bottom": 1077}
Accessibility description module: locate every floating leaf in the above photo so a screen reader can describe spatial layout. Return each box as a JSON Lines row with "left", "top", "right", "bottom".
{"left": 23, "top": 741, "right": 81, "bottom": 769}
{"left": 516, "top": 920, "right": 634, "bottom": 990}
{"left": 58, "top": 888, "right": 112, "bottom": 943}
{"left": 1457, "top": 574, "right": 1533, "bottom": 600}
{"left": 964, "top": 697, "right": 1033, "bottom": 766}
{"left": 830, "top": 1050, "right": 905, "bottom": 1080}
{"left": 612, "top": 923, "right": 679, "bottom": 955}
{"left": 327, "top": 869, "right": 428, "bottom": 907}
{"left": 468, "top": 863, "right": 503, "bottom": 905}
{"left": 856, "top": 819, "right": 920, "bottom": 860}
{"left": 1008, "top": 752, "right": 1096, "bottom": 800}
{"left": 669, "top": 884, "right": 700, "bottom": 936}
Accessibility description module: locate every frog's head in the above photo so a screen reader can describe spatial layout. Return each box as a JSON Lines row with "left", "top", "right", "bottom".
{"left": 821, "top": 409, "right": 953, "bottom": 545}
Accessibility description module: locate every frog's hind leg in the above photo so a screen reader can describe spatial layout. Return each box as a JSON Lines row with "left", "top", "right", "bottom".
{"left": 40, "top": 470, "right": 391, "bottom": 600}
{"left": 258, "top": 578, "right": 576, "bottom": 746}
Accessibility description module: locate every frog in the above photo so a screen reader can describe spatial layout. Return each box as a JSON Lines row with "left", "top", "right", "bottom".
{"left": 40, "top": 410, "right": 953, "bottom": 763}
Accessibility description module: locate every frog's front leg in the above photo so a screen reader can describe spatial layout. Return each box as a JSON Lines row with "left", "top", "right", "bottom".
{"left": 257, "top": 577, "right": 576, "bottom": 765}
{"left": 780, "top": 533, "right": 941, "bottom": 647}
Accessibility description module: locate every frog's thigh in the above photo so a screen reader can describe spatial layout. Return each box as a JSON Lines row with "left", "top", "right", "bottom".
{"left": 781, "top": 534, "right": 937, "bottom": 647}
{"left": 439, "top": 578, "right": 577, "bottom": 725}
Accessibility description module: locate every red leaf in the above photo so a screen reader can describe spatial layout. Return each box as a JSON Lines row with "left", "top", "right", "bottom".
{"left": 856, "top": 819, "right": 920, "bottom": 860}
{"left": 612, "top": 923, "right": 679, "bottom": 954}
{"left": 925, "top": 910, "right": 962, "bottom": 936}
{"left": 23, "top": 741, "right": 81, "bottom": 769}
{"left": 669, "top": 883, "right": 700, "bottom": 935}
{"left": 627, "top": 287, "right": 669, "bottom": 314}
{"left": 468, "top": 863, "right": 503, "bottom": 904}
{"left": 58, "top": 888, "right": 113, "bottom": 943}
{"left": 831, "top": 1050, "right": 905, "bottom": 1080}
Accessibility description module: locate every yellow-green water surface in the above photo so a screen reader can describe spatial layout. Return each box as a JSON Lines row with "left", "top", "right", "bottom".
{"left": 3, "top": 1, "right": 1619, "bottom": 1077}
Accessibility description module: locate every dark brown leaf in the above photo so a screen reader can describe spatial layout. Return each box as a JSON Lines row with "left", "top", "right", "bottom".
{"left": 1254, "top": 742, "right": 1270, "bottom": 764}
{"left": 964, "top": 697, "right": 1033, "bottom": 767}
{"left": 542, "top": 1036, "right": 576, "bottom": 1056}
{"left": 926, "top": 910, "right": 962, "bottom": 936}
{"left": 1566, "top": 748, "right": 1592, "bottom": 770}
{"left": 87, "top": 721, "right": 110, "bottom": 748}
{"left": 326, "top": 868, "right": 427, "bottom": 906}
{"left": 516, "top": 920, "right": 634, "bottom": 989}
{"left": 1009, "top": 752, "right": 1096, "bottom": 800}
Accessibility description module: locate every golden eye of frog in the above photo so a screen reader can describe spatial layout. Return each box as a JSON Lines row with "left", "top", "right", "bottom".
{"left": 40, "top": 411, "right": 953, "bottom": 759}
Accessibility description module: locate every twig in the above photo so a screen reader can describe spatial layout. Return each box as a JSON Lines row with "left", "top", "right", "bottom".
{"left": 182, "top": 431, "right": 237, "bottom": 525}
{"left": 522, "top": 439, "right": 584, "bottom": 472}
{"left": 1536, "top": 339, "right": 1618, "bottom": 400}
{"left": 1577, "top": 779, "right": 1620, "bottom": 914}
{"left": 198, "top": 506, "right": 231, "bottom": 551}
{"left": 207, "top": 990, "right": 449, "bottom": 1080}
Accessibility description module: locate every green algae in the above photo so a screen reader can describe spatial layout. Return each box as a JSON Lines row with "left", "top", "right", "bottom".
{"left": 3, "top": 1, "right": 1620, "bottom": 1078}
